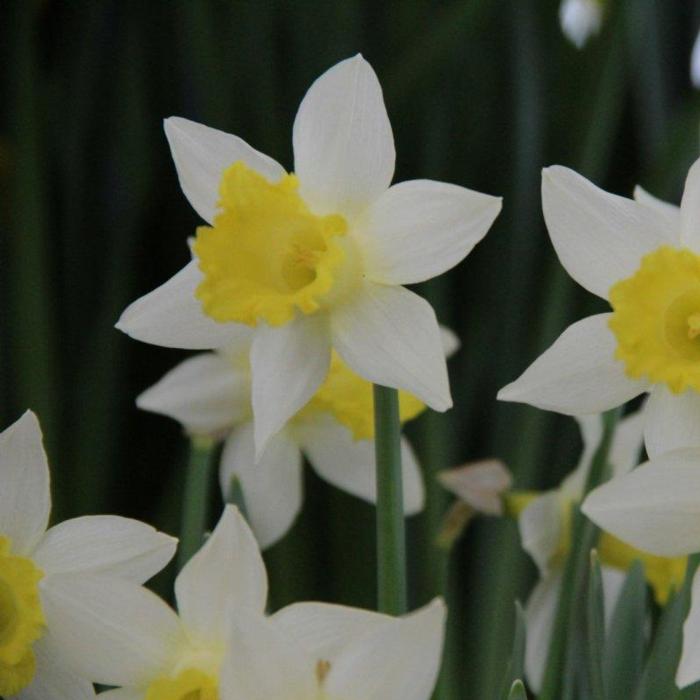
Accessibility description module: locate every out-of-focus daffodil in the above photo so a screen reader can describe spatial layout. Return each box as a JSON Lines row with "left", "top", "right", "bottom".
{"left": 0, "top": 412, "right": 176, "bottom": 698}
{"left": 116, "top": 54, "right": 501, "bottom": 457}
{"left": 137, "top": 328, "right": 458, "bottom": 548}
{"left": 559, "top": 0, "right": 604, "bottom": 49}
{"left": 498, "top": 159, "right": 700, "bottom": 461}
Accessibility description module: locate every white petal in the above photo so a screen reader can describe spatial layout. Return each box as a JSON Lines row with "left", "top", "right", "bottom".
{"left": 293, "top": 54, "right": 394, "bottom": 218}
{"left": 298, "top": 414, "right": 424, "bottom": 514}
{"left": 644, "top": 385, "right": 700, "bottom": 459}
{"left": 542, "top": 166, "right": 675, "bottom": 299}
{"left": 440, "top": 325, "right": 461, "bottom": 359}
{"left": 678, "top": 569, "right": 700, "bottom": 688}
{"left": 325, "top": 598, "right": 446, "bottom": 700}
{"left": 497, "top": 314, "right": 648, "bottom": 415}
{"left": 633, "top": 185, "right": 681, "bottom": 235}
{"left": 608, "top": 407, "right": 645, "bottom": 476}
{"left": 220, "top": 608, "right": 316, "bottom": 700}
{"left": 251, "top": 315, "right": 331, "bottom": 457}
{"left": 270, "top": 602, "right": 392, "bottom": 661}
{"left": 164, "top": 116, "right": 285, "bottom": 224}
{"left": 582, "top": 449, "right": 700, "bottom": 557}
{"left": 0, "top": 411, "right": 50, "bottom": 556}
{"left": 39, "top": 573, "right": 184, "bottom": 688}
{"left": 561, "top": 415, "right": 603, "bottom": 498}
{"left": 137, "top": 352, "right": 251, "bottom": 436}
{"left": 219, "top": 424, "right": 303, "bottom": 549}
{"left": 331, "top": 282, "right": 451, "bottom": 411}
{"left": 33, "top": 515, "right": 176, "bottom": 583}
{"left": 96, "top": 689, "right": 142, "bottom": 700}
{"left": 360, "top": 179, "right": 501, "bottom": 285}
{"left": 692, "top": 30, "right": 700, "bottom": 89}
{"left": 524, "top": 572, "right": 561, "bottom": 694}
{"left": 680, "top": 157, "right": 700, "bottom": 252}
{"left": 437, "top": 460, "right": 512, "bottom": 516}
{"left": 20, "top": 636, "right": 96, "bottom": 700}
{"left": 116, "top": 261, "right": 247, "bottom": 350}
{"left": 175, "top": 505, "right": 267, "bottom": 642}
{"left": 519, "top": 492, "right": 562, "bottom": 576}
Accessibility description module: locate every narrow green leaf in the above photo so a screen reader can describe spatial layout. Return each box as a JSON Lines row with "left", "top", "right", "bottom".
{"left": 507, "top": 679, "right": 527, "bottom": 700}
{"left": 603, "top": 561, "right": 648, "bottom": 698}
{"left": 500, "top": 601, "right": 527, "bottom": 700}
{"left": 587, "top": 550, "right": 607, "bottom": 700}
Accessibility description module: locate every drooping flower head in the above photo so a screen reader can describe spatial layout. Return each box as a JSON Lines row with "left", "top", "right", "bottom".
{"left": 0, "top": 412, "right": 176, "bottom": 698}
{"left": 117, "top": 55, "right": 501, "bottom": 456}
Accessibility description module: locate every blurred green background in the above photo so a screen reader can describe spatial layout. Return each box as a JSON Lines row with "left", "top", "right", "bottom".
{"left": 3, "top": 1, "right": 700, "bottom": 697}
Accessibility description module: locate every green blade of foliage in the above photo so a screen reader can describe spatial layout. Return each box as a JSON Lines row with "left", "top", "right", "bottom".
{"left": 603, "top": 560, "right": 648, "bottom": 698}
{"left": 507, "top": 679, "right": 527, "bottom": 700}
{"left": 499, "top": 601, "right": 527, "bottom": 700}
{"left": 587, "top": 551, "right": 607, "bottom": 700}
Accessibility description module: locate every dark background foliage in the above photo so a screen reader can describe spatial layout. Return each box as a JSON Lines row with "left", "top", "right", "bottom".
{"left": 2, "top": 1, "right": 700, "bottom": 696}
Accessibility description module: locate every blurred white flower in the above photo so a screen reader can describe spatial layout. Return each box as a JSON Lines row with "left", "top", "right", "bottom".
{"left": 691, "top": 28, "right": 700, "bottom": 88}
{"left": 559, "top": 0, "right": 603, "bottom": 49}
{"left": 498, "top": 159, "right": 700, "bottom": 461}
{"left": 116, "top": 54, "right": 501, "bottom": 458}
{"left": 138, "top": 328, "right": 458, "bottom": 548}
{"left": 437, "top": 459, "right": 512, "bottom": 516}
{"left": 58, "top": 506, "right": 445, "bottom": 700}
{"left": 0, "top": 412, "right": 176, "bottom": 698}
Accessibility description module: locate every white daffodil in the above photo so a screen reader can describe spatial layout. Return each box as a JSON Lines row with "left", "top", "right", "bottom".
{"left": 116, "top": 54, "right": 501, "bottom": 458}
{"left": 51, "top": 505, "right": 445, "bottom": 700}
{"left": 512, "top": 410, "right": 686, "bottom": 691}
{"left": 582, "top": 448, "right": 700, "bottom": 688}
{"left": 137, "top": 326, "right": 459, "bottom": 548}
{"left": 559, "top": 0, "right": 604, "bottom": 49}
{"left": 0, "top": 411, "right": 177, "bottom": 699}
{"left": 498, "top": 158, "right": 700, "bottom": 460}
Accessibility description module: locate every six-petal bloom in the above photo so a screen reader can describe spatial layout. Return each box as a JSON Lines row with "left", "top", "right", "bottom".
{"left": 498, "top": 158, "right": 700, "bottom": 460}
{"left": 0, "top": 411, "right": 176, "bottom": 698}
{"left": 116, "top": 54, "right": 501, "bottom": 456}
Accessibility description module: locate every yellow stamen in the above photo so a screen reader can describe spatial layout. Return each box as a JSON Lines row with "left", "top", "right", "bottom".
{"left": 0, "top": 536, "right": 45, "bottom": 696}
{"left": 194, "top": 161, "right": 359, "bottom": 327}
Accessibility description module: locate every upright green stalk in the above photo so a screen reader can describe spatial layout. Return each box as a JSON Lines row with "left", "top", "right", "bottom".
{"left": 178, "top": 436, "right": 216, "bottom": 570}
{"left": 373, "top": 384, "right": 407, "bottom": 615}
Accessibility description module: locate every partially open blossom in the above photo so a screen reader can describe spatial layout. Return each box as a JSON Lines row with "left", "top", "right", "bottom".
{"left": 137, "top": 326, "right": 458, "bottom": 548}
{"left": 0, "top": 412, "right": 176, "bottom": 698}
{"left": 499, "top": 159, "right": 700, "bottom": 461}
{"left": 116, "top": 54, "right": 501, "bottom": 457}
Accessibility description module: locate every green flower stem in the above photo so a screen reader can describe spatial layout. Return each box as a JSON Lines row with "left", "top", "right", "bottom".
{"left": 373, "top": 384, "right": 407, "bottom": 615}
{"left": 178, "top": 436, "right": 216, "bottom": 570}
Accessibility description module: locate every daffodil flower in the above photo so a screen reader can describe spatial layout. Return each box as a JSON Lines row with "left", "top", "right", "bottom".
{"left": 511, "top": 410, "right": 686, "bottom": 691}
{"left": 498, "top": 159, "right": 700, "bottom": 459}
{"left": 582, "top": 447, "right": 700, "bottom": 688}
{"left": 52, "top": 505, "right": 445, "bottom": 700}
{"left": 137, "top": 328, "right": 458, "bottom": 548}
{"left": 559, "top": 0, "right": 604, "bottom": 49}
{"left": 0, "top": 412, "right": 177, "bottom": 698}
{"left": 116, "top": 54, "right": 501, "bottom": 456}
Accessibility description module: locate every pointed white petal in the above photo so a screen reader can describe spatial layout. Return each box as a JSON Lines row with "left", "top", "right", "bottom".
{"left": 562, "top": 415, "right": 603, "bottom": 498}
{"left": 440, "top": 325, "right": 461, "bottom": 358}
{"left": 497, "top": 314, "right": 648, "bottom": 415}
{"left": 437, "top": 460, "right": 512, "bottom": 516}
{"left": 20, "top": 636, "right": 96, "bottom": 700}
{"left": 644, "top": 385, "right": 700, "bottom": 459}
{"left": 542, "top": 166, "right": 675, "bottom": 299}
{"left": 116, "top": 261, "right": 247, "bottom": 350}
{"left": 293, "top": 55, "right": 394, "bottom": 218}
{"left": 582, "top": 450, "right": 700, "bottom": 556}
{"left": 361, "top": 179, "right": 501, "bottom": 285}
{"left": 33, "top": 515, "right": 176, "bottom": 583}
{"left": 298, "top": 414, "right": 424, "bottom": 514}
{"left": 680, "top": 157, "right": 700, "bottom": 252}
{"left": 175, "top": 506, "right": 267, "bottom": 642}
{"left": 96, "top": 689, "right": 142, "bottom": 700}
{"left": 524, "top": 572, "right": 561, "bottom": 693}
{"left": 678, "top": 569, "right": 700, "bottom": 688}
{"left": 331, "top": 282, "right": 451, "bottom": 411}
{"left": 137, "top": 352, "right": 251, "bottom": 436}
{"left": 519, "top": 492, "right": 562, "bottom": 575}
{"left": 219, "top": 424, "right": 303, "bottom": 549}
{"left": 693, "top": 30, "right": 700, "bottom": 89}
{"left": 164, "top": 116, "right": 285, "bottom": 224}
{"left": 0, "top": 411, "right": 50, "bottom": 556}
{"left": 250, "top": 315, "right": 331, "bottom": 457}
{"left": 39, "top": 573, "right": 184, "bottom": 688}
{"left": 220, "top": 608, "right": 316, "bottom": 700}
{"left": 608, "top": 407, "right": 645, "bottom": 476}
{"left": 271, "top": 602, "right": 392, "bottom": 661}
{"left": 325, "top": 598, "right": 445, "bottom": 700}
{"left": 633, "top": 185, "right": 680, "bottom": 235}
